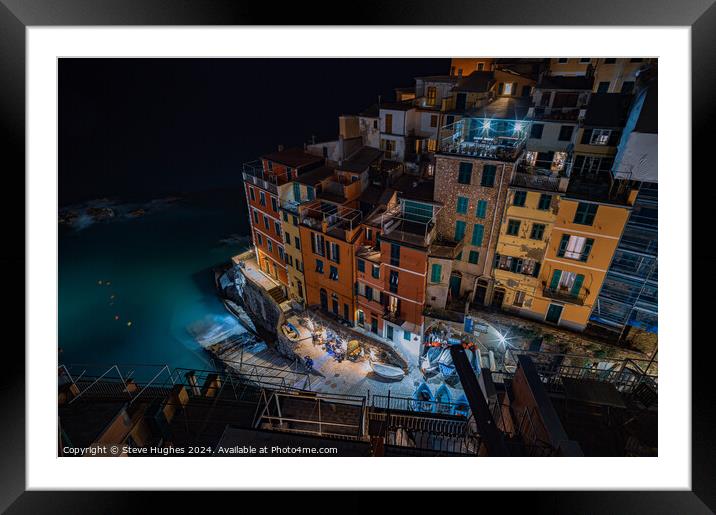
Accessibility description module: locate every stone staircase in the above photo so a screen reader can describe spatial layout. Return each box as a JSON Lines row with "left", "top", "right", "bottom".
{"left": 267, "top": 285, "right": 286, "bottom": 304}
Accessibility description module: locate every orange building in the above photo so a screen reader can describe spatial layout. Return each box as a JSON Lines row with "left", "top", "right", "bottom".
{"left": 298, "top": 201, "right": 362, "bottom": 323}
{"left": 242, "top": 148, "right": 323, "bottom": 290}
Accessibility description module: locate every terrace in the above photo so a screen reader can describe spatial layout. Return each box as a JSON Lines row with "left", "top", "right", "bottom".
{"left": 438, "top": 102, "right": 531, "bottom": 162}
{"left": 511, "top": 160, "right": 572, "bottom": 192}
{"left": 366, "top": 201, "right": 440, "bottom": 249}
{"left": 299, "top": 200, "right": 362, "bottom": 241}
{"left": 242, "top": 160, "right": 281, "bottom": 194}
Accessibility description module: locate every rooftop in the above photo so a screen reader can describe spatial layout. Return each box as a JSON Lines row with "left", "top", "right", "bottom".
{"left": 633, "top": 84, "right": 657, "bottom": 134}
{"left": 472, "top": 96, "right": 531, "bottom": 120}
{"left": 392, "top": 176, "right": 437, "bottom": 204}
{"left": 293, "top": 165, "right": 335, "bottom": 186}
{"left": 453, "top": 71, "right": 495, "bottom": 93}
{"left": 261, "top": 147, "right": 324, "bottom": 168}
{"left": 565, "top": 172, "right": 636, "bottom": 206}
{"left": 379, "top": 101, "right": 415, "bottom": 111}
{"left": 339, "top": 146, "right": 384, "bottom": 172}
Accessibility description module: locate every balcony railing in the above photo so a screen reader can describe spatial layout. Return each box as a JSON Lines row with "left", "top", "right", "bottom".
{"left": 242, "top": 160, "right": 279, "bottom": 194}
{"left": 542, "top": 284, "right": 588, "bottom": 305}
{"left": 529, "top": 106, "right": 585, "bottom": 122}
{"left": 511, "top": 170, "right": 567, "bottom": 192}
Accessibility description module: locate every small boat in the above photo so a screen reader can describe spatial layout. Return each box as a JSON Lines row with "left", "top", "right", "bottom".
{"left": 437, "top": 348, "right": 457, "bottom": 377}
{"left": 435, "top": 384, "right": 454, "bottom": 415}
{"left": 454, "top": 394, "right": 470, "bottom": 418}
{"left": 369, "top": 361, "right": 405, "bottom": 381}
{"left": 411, "top": 382, "right": 435, "bottom": 413}
{"left": 281, "top": 323, "right": 299, "bottom": 340}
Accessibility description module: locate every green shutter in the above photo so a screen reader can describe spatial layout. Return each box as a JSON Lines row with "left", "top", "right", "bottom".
{"left": 557, "top": 234, "right": 570, "bottom": 257}
{"left": 293, "top": 182, "right": 301, "bottom": 202}
{"left": 472, "top": 224, "right": 484, "bottom": 246}
{"left": 581, "top": 239, "right": 594, "bottom": 261}
{"left": 571, "top": 274, "right": 585, "bottom": 296}
{"left": 431, "top": 264, "right": 442, "bottom": 283}
{"left": 455, "top": 221, "right": 466, "bottom": 241}
{"left": 550, "top": 269, "right": 562, "bottom": 289}
{"left": 456, "top": 196, "right": 468, "bottom": 214}
{"left": 476, "top": 200, "right": 487, "bottom": 219}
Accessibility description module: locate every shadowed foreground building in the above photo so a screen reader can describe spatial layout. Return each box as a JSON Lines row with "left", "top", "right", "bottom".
{"left": 58, "top": 350, "right": 657, "bottom": 457}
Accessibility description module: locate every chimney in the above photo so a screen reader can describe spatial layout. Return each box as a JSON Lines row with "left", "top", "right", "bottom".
{"left": 277, "top": 144, "right": 284, "bottom": 152}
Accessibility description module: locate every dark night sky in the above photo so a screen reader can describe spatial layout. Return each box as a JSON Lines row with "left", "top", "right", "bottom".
{"left": 58, "top": 58, "right": 449, "bottom": 206}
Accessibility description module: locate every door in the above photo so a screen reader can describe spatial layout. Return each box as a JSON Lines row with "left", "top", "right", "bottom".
{"left": 455, "top": 93, "right": 467, "bottom": 111}
{"left": 385, "top": 113, "right": 393, "bottom": 134}
{"left": 343, "top": 303, "right": 349, "bottom": 322}
{"left": 474, "top": 285, "right": 487, "bottom": 305}
{"left": 357, "top": 310, "right": 365, "bottom": 327}
{"left": 319, "top": 289, "right": 328, "bottom": 311}
{"left": 371, "top": 317, "right": 378, "bottom": 334}
{"left": 332, "top": 296, "right": 339, "bottom": 315}
{"left": 491, "top": 288, "right": 505, "bottom": 308}
{"left": 522, "top": 85, "right": 531, "bottom": 97}
{"left": 546, "top": 304, "right": 563, "bottom": 324}
{"left": 386, "top": 324, "right": 394, "bottom": 341}
{"left": 449, "top": 273, "right": 462, "bottom": 299}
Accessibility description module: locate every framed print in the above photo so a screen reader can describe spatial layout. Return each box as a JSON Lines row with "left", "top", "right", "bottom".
{"left": 2, "top": 0, "right": 713, "bottom": 511}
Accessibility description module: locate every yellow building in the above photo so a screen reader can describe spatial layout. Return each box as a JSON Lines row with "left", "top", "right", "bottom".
{"left": 592, "top": 58, "right": 655, "bottom": 94}
{"left": 492, "top": 174, "right": 569, "bottom": 312}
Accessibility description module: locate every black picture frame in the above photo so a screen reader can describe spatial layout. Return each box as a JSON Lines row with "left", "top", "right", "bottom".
{"left": 1, "top": 0, "right": 712, "bottom": 511}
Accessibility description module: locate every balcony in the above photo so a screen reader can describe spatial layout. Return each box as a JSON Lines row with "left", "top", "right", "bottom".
{"left": 299, "top": 200, "right": 362, "bottom": 241}
{"left": 529, "top": 106, "right": 585, "bottom": 122}
{"left": 542, "top": 283, "right": 588, "bottom": 305}
{"left": 512, "top": 164, "right": 570, "bottom": 193}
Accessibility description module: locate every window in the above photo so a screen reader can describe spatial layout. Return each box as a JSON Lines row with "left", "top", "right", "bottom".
{"left": 620, "top": 81, "right": 635, "bottom": 94}
{"left": 389, "top": 270, "right": 399, "bottom": 293}
{"left": 557, "top": 58, "right": 568, "bottom": 63}
{"left": 476, "top": 199, "right": 487, "bottom": 219}
{"left": 259, "top": 191, "right": 266, "bottom": 206}
{"left": 589, "top": 129, "right": 611, "bottom": 145}
{"left": 329, "top": 266, "right": 338, "bottom": 280}
{"left": 271, "top": 197, "right": 278, "bottom": 212}
{"left": 456, "top": 196, "right": 469, "bottom": 214}
{"left": 327, "top": 241, "right": 340, "bottom": 264}
{"left": 513, "top": 191, "right": 527, "bottom": 207}
{"left": 597, "top": 81, "right": 610, "bottom": 93}
{"left": 282, "top": 211, "right": 288, "bottom": 222}
{"left": 455, "top": 220, "right": 466, "bottom": 241}
{"left": 365, "top": 285, "right": 373, "bottom": 300}
{"left": 477, "top": 62, "right": 485, "bottom": 71}
{"left": 427, "top": 86, "right": 437, "bottom": 105}
{"left": 357, "top": 259, "right": 365, "bottom": 273}
{"left": 579, "top": 58, "right": 591, "bottom": 63}
{"left": 530, "top": 223, "right": 545, "bottom": 240}
{"left": 267, "top": 240, "right": 273, "bottom": 252}
{"left": 371, "top": 264, "right": 380, "bottom": 279}
{"left": 385, "top": 113, "right": 393, "bottom": 133}
{"left": 263, "top": 215, "right": 270, "bottom": 230}
{"left": 481, "top": 165, "right": 497, "bottom": 187}
{"left": 249, "top": 187, "right": 255, "bottom": 201}
{"left": 390, "top": 243, "right": 400, "bottom": 267}
{"left": 256, "top": 233, "right": 263, "bottom": 246}
{"left": 538, "top": 194, "right": 552, "bottom": 210}
{"left": 252, "top": 209, "right": 259, "bottom": 224}
{"left": 513, "top": 291, "right": 526, "bottom": 307}
{"left": 604, "top": 58, "right": 617, "bottom": 64}
{"left": 558, "top": 125, "right": 574, "bottom": 141}
{"left": 506, "top": 219, "right": 521, "bottom": 236}
{"left": 558, "top": 234, "right": 594, "bottom": 261}
{"left": 471, "top": 224, "right": 484, "bottom": 246}
{"left": 458, "top": 162, "right": 473, "bottom": 184}
{"left": 315, "top": 259, "right": 324, "bottom": 273}
{"left": 284, "top": 232, "right": 291, "bottom": 244}
{"left": 456, "top": 251, "right": 463, "bottom": 261}
{"left": 550, "top": 270, "right": 585, "bottom": 297}
{"left": 530, "top": 124, "right": 544, "bottom": 139}
{"left": 366, "top": 228, "right": 372, "bottom": 240}
{"left": 468, "top": 250, "right": 479, "bottom": 265}
{"left": 311, "top": 232, "right": 325, "bottom": 256}
{"left": 294, "top": 236, "right": 301, "bottom": 250}
{"left": 430, "top": 264, "right": 442, "bottom": 283}
{"left": 307, "top": 186, "right": 315, "bottom": 201}
{"left": 292, "top": 215, "right": 298, "bottom": 227}
{"left": 278, "top": 247, "right": 285, "bottom": 261}
{"left": 573, "top": 203, "right": 598, "bottom": 225}
{"left": 403, "top": 330, "right": 411, "bottom": 341}
{"left": 296, "top": 259, "right": 302, "bottom": 272}
{"left": 274, "top": 221, "right": 281, "bottom": 236}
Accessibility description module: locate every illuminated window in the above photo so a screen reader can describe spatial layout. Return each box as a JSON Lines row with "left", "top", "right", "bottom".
{"left": 590, "top": 129, "right": 611, "bottom": 145}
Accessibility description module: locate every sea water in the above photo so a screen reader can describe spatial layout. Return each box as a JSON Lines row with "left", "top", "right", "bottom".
{"left": 58, "top": 189, "right": 251, "bottom": 379}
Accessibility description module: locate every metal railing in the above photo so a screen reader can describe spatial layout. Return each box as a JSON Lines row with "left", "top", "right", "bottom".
{"left": 371, "top": 393, "right": 468, "bottom": 417}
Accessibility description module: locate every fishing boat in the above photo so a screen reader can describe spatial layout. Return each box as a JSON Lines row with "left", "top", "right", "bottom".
{"left": 411, "top": 382, "right": 435, "bottom": 413}
{"left": 454, "top": 394, "right": 470, "bottom": 418}
{"left": 435, "top": 384, "right": 454, "bottom": 415}
{"left": 281, "top": 322, "right": 299, "bottom": 340}
{"left": 369, "top": 360, "right": 406, "bottom": 381}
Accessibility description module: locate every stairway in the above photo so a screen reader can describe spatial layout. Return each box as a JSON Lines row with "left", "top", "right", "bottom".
{"left": 267, "top": 286, "right": 286, "bottom": 304}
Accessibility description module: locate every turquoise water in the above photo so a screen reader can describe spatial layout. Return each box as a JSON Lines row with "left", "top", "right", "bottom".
{"left": 58, "top": 190, "right": 251, "bottom": 376}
